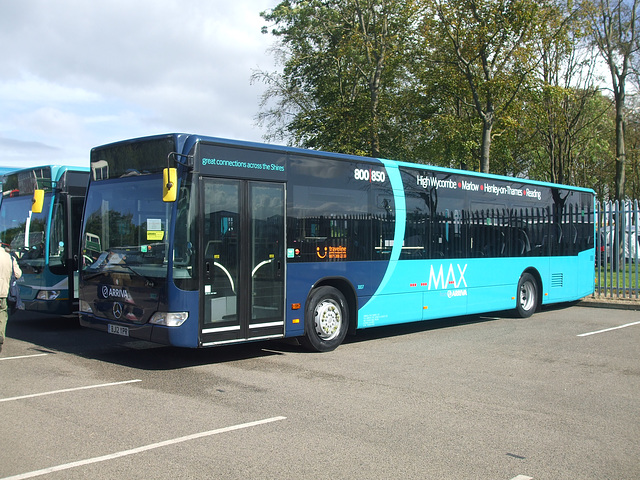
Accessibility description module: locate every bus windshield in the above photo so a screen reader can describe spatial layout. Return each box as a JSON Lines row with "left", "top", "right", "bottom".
{"left": 81, "top": 175, "right": 172, "bottom": 279}
{"left": 0, "top": 194, "right": 51, "bottom": 273}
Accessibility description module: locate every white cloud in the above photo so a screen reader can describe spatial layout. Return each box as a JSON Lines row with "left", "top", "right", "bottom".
{"left": 0, "top": 76, "right": 101, "bottom": 104}
{"left": 0, "top": 0, "right": 279, "bottom": 168}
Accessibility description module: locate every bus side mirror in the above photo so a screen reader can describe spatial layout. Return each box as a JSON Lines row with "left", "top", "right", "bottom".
{"left": 32, "top": 189, "right": 45, "bottom": 213}
{"left": 163, "top": 168, "right": 177, "bottom": 202}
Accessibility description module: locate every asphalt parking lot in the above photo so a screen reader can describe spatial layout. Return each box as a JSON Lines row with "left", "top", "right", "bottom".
{"left": 1, "top": 304, "right": 639, "bottom": 480}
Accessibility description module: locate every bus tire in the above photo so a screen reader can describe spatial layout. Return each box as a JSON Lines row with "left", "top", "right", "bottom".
{"left": 301, "top": 286, "right": 348, "bottom": 352}
{"left": 516, "top": 273, "right": 538, "bottom": 318}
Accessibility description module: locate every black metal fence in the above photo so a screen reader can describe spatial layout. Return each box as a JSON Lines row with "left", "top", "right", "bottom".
{"left": 595, "top": 200, "right": 639, "bottom": 299}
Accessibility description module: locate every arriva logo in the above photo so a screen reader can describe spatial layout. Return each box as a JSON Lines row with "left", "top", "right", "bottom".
{"left": 428, "top": 263, "right": 468, "bottom": 291}
{"left": 100, "top": 285, "right": 130, "bottom": 301}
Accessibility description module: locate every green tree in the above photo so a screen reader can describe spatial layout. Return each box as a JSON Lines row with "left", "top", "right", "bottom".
{"left": 409, "top": 35, "right": 481, "bottom": 170}
{"left": 426, "top": 0, "right": 551, "bottom": 173}
{"left": 527, "top": 88, "right": 615, "bottom": 192}
{"left": 582, "top": 0, "right": 640, "bottom": 200}
{"left": 256, "top": 0, "right": 422, "bottom": 158}
{"left": 625, "top": 95, "right": 640, "bottom": 198}
{"left": 525, "top": 1, "right": 614, "bottom": 188}
{"left": 253, "top": 0, "right": 631, "bottom": 199}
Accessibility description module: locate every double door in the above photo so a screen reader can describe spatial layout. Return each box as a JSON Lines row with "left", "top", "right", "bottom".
{"left": 200, "top": 177, "right": 285, "bottom": 346}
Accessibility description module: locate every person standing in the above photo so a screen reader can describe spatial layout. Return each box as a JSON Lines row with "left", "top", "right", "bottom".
{"left": 0, "top": 244, "right": 22, "bottom": 353}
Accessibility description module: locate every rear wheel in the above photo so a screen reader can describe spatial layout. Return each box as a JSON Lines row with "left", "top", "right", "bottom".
{"left": 516, "top": 273, "right": 538, "bottom": 318}
{"left": 301, "top": 286, "right": 348, "bottom": 352}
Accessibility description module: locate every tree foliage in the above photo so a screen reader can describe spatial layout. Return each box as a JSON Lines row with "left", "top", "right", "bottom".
{"left": 525, "top": 1, "right": 614, "bottom": 189}
{"left": 256, "top": 0, "right": 639, "bottom": 200}
{"left": 256, "top": 0, "right": 423, "bottom": 158}
{"left": 425, "top": 0, "right": 551, "bottom": 173}
{"left": 582, "top": 0, "right": 640, "bottom": 200}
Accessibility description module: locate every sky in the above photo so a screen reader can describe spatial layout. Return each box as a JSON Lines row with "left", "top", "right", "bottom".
{"left": 0, "top": 0, "right": 280, "bottom": 169}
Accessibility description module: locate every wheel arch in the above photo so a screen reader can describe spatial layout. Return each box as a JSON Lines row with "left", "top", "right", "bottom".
{"left": 308, "top": 277, "right": 358, "bottom": 335}
{"left": 520, "top": 267, "right": 542, "bottom": 311}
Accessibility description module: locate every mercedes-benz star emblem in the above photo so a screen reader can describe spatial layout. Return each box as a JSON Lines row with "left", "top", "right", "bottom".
{"left": 112, "top": 302, "right": 123, "bottom": 319}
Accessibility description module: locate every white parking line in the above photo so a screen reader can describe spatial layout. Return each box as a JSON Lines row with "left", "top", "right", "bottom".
{"left": 0, "top": 379, "right": 142, "bottom": 403}
{"left": 510, "top": 476, "right": 533, "bottom": 480}
{"left": 0, "top": 353, "right": 49, "bottom": 362}
{"left": 0, "top": 416, "right": 287, "bottom": 480}
{"left": 577, "top": 320, "right": 640, "bottom": 337}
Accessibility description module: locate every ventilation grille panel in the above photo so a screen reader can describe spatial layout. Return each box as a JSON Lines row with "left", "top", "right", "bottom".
{"left": 551, "top": 273, "right": 564, "bottom": 288}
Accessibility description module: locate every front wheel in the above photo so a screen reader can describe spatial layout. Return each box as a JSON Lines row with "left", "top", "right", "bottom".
{"left": 516, "top": 273, "right": 538, "bottom": 318}
{"left": 301, "top": 286, "right": 349, "bottom": 352}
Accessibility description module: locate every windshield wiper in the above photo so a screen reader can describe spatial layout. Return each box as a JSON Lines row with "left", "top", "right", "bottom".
{"left": 83, "top": 250, "right": 157, "bottom": 286}
{"left": 107, "top": 263, "right": 156, "bottom": 287}
{"left": 82, "top": 271, "right": 107, "bottom": 281}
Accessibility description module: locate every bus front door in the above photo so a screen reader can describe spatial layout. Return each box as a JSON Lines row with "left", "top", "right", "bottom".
{"left": 200, "top": 178, "right": 285, "bottom": 346}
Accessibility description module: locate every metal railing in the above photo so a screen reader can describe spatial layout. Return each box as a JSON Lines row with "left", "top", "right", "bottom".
{"left": 595, "top": 199, "right": 640, "bottom": 299}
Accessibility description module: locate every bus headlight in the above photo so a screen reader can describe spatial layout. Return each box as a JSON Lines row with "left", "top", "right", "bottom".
{"left": 37, "top": 290, "right": 60, "bottom": 301}
{"left": 79, "top": 299, "right": 93, "bottom": 313}
{"left": 149, "top": 312, "right": 188, "bottom": 327}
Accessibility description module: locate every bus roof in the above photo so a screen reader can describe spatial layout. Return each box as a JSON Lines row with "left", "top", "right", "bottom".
{"left": 1, "top": 165, "right": 90, "bottom": 197}
{"left": 0, "top": 165, "right": 89, "bottom": 182}
{"left": 94, "top": 133, "right": 596, "bottom": 195}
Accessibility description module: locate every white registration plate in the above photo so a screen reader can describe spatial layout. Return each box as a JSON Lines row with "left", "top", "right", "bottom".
{"left": 108, "top": 324, "right": 129, "bottom": 337}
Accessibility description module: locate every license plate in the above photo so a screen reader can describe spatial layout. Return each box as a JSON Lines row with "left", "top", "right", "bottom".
{"left": 108, "top": 324, "right": 129, "bottom": 337}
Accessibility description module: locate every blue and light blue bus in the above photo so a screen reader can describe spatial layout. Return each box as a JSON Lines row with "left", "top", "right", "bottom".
{"left": 78, "top": 134, "right": 595, "bottom": 351}
{"left": 0, "top": 166, "right": 90, "bottom": 315}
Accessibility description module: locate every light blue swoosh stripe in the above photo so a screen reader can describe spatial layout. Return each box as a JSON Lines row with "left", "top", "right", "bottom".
{"left": 368, "top": 159, "right": 405, "bottom": 298}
